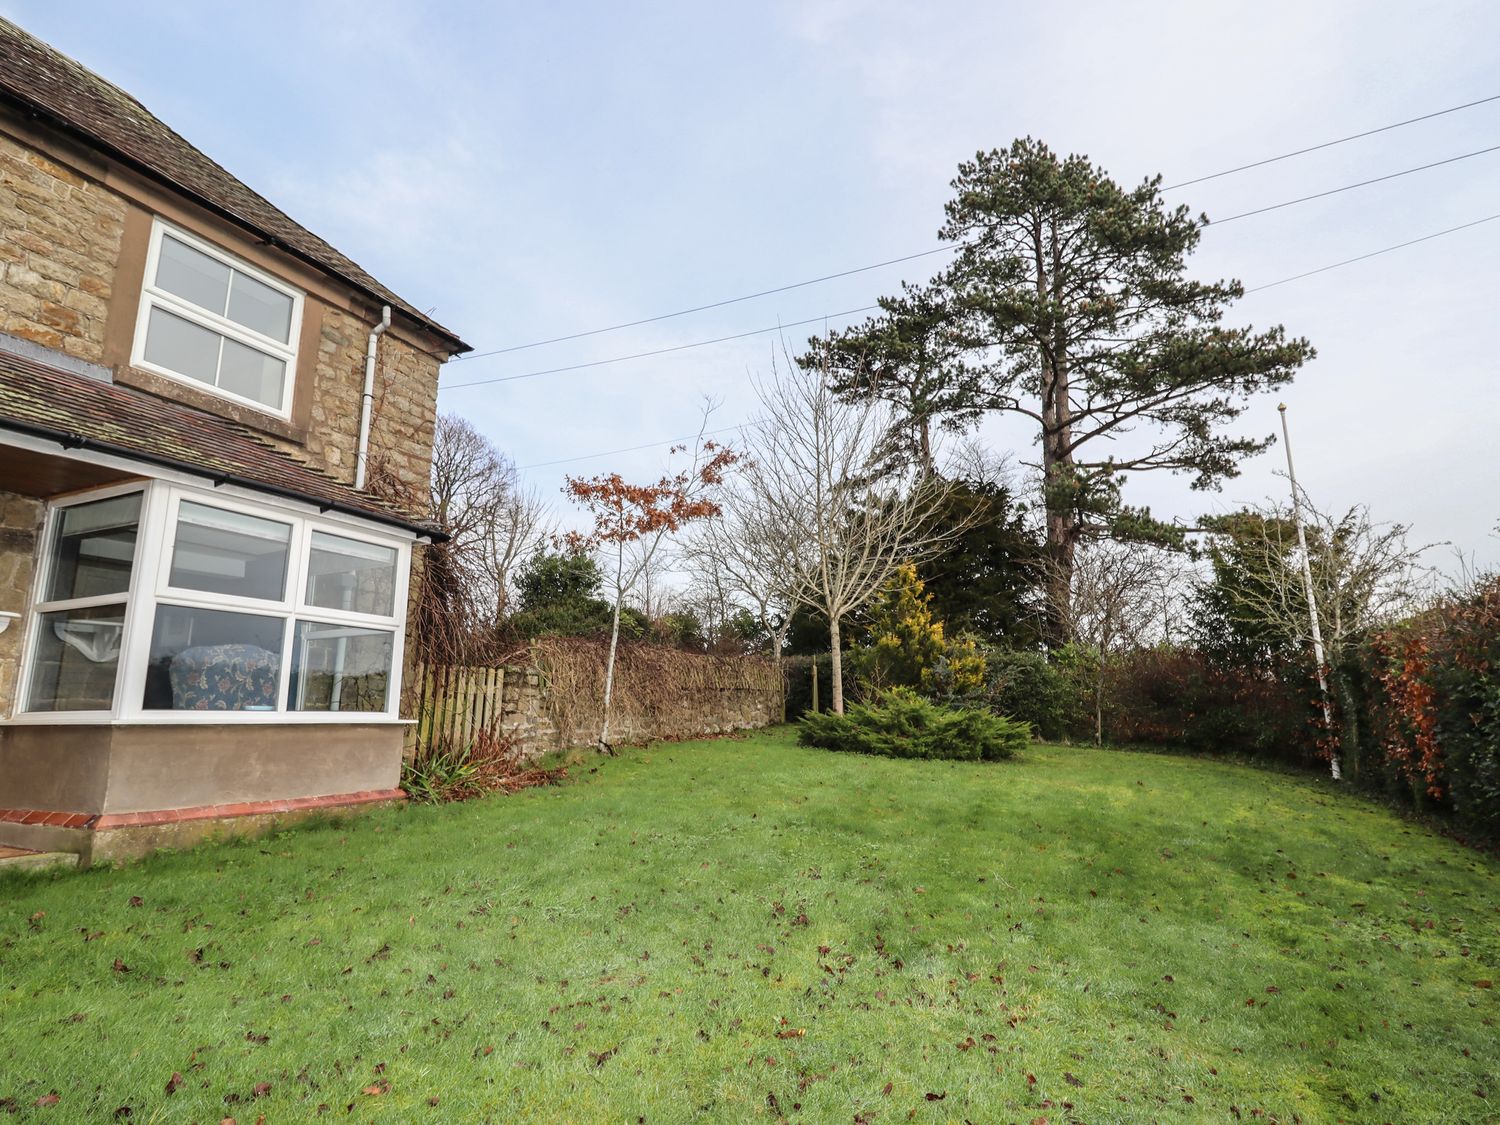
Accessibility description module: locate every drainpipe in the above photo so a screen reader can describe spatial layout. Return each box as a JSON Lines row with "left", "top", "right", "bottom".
{"left": 354, "top": 305, "right": 392, "bottom": 490}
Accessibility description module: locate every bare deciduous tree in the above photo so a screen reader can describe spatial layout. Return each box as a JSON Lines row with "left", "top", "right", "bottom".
{"left": 1195, "top": 493, "right": 1434, "bottom": 773}
{"left": 483, "top": 480, "right": 552, "bottom": 622}
{"left": 740, "top": 352, "right": 961, "bottom": 713}
{"left": 425, "top": 415, "right": 514, "bottom": 656}
{"left": 430, "top": 413, "right": 555, "bottom": 634}
{"left": 683, "top": 469, "right": 806, "bottom": 706}
{"left": 1064, "top": 542, "right": 1191, "bottom": 745}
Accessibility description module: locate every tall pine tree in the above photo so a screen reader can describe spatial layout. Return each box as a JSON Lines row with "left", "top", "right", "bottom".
{"left": 809, "top": 138, "right": 1314, "bottom": 644}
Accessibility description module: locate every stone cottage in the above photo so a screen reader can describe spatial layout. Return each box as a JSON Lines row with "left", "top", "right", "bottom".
{"left": 0, "top": 17, "right": 471, "bottom": 864}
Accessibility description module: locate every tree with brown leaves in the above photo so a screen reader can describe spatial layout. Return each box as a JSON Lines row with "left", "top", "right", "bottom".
{"left": 564, "top": 435, "right": 737, "bottom": 751}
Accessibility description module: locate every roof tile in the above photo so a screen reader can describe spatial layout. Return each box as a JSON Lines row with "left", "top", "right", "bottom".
{"left": 0, "top": 347, "right": 435, "bottom": 536}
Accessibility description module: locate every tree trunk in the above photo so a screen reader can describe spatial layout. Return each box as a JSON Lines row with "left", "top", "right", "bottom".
{"left": 1333, "top": 668, "right": 1359, "bottom": 781}
{"left": 1037, "top": 217, "right": 1076, "bottom": 651}
{"left": 598, "top": 540, "right": 624, "bottom": 753}
{"left": 1094, "top": 658, "right": 1104, "bottom": 747}
{"left": 829, "top": 615, "right": 845, "bottom": 714}
{"left": 1044, "top": 530, "right": 1075, "bottom": 650}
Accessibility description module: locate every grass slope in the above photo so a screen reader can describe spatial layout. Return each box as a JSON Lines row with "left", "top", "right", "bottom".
{"left": 1, "top": 730, "right": 1496, "bottom": 1123}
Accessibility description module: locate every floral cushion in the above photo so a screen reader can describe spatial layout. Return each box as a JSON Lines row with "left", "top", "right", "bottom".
{"left": 169, "top": 644, "right": 280, "bottom": 711}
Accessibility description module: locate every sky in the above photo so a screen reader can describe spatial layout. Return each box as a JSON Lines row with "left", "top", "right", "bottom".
{"left": 9, "top": 0, "right": 1499, "bottom": 569}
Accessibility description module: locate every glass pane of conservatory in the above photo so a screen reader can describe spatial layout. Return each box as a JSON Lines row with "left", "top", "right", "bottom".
{"left": 304, "top": 531, "right": 398, "bottom": 617}
{"left": 142, "top": 604, "right": 285, "bottom": 711}
{"left": 24, "top": 605, "right": 126, "bottom": 712}
{"left": 44, "top": 492, "right": 141, "bottom": 602}
{"left": 287, "top": 621, "right": 393, "bottom": 713}
{"left": 168, "top": 501, "right": 291, "bottom": 601}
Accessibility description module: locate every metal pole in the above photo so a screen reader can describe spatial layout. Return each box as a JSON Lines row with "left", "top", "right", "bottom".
{"left": 1278, "top": 403, "right": 1340, "bottom": 781}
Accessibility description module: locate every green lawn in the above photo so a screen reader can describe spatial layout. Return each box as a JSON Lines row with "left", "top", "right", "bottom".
{"left": 2, "top": 730, "right": 1496, "bottom": 1123}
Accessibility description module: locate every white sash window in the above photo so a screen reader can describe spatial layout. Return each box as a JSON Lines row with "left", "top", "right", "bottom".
{"left": 131, "top": 220, "right": 303, "bottom": 417}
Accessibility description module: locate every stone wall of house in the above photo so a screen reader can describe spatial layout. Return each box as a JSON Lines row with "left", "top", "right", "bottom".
{"left": 303, "top": 306, "right": 441, "bottom": 502}
{"left": 0, "top": 492, "right": 43, "bottom": 717}
{"left": 0, "top": 132, "right": 126, "bottom": 363}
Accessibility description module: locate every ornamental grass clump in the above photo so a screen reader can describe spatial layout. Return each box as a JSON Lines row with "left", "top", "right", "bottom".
{"left": 797, "top": 688, "right": 1029, "bottom": 761}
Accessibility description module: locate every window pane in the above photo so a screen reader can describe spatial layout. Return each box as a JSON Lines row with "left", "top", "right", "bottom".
{"left": 227, "top": 272, "right": 293, "bottom": 343}
{"left": 143, "top": 604, "right": 284, "bottom": 711}
{"left": 305, "top": 532, "right": 398, "bottom": 617}
{"left": 44, "top": 493, "right": 141, "bottom": 602}
{"left": 143, "top": 306, "right": 220, "bottom": 386}
{"left": 168, "top": 501, "right": 291, "bottom": 601}
{"left": 218, "top": 337, "right": 286, "bottom": 408}
{"left": 155, "top": 235, "right": 230, "bottom": 314}
{"left": 24, "top": 605, "right": 125, "bottom": 712}
{"left": 288, "top": 621, "right": 393, "bottom": 713}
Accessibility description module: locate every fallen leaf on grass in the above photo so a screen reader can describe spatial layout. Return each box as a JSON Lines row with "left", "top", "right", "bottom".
{"left": 34, "top": 1094, "right": 59, "bottom": 1107}
{"left": 924, "top": 1091, "right": 946, "bottom": 1101}
{"left": 165, "top": 1073, "right": 182, "bottom": 1095}
{"left": 776, "top": 1029, "right": 805, "bottom": 1040}
{"left": 361, "top": 1081, "right": 389, "bottom": 1096}
{"left": 590, "top": 1046, "right": 619, "bottom": 1068}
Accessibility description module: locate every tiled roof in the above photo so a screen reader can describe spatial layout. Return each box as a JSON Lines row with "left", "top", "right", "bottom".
{"left": 0, "top": 17, "right": 469, "bottom": 353}
{"left": 0, "top": 347, "right": 438, "bottom": 537}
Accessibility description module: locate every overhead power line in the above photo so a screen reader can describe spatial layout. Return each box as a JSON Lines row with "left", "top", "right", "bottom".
{"left": 510, "top": 210, "right": 1500, "bottom": 471}
{"left": 457, "top": 93, "right": 1500, "bottom": 360}
{"left": 455, "top": 247, "right": 956, "bottom": 361}
{"left": 444, "top": 306, "right": 879, "bottom": 391}
{"left": 1161, "top": 93, "right": 1500, "bottom": 189}
{"left": 451, "top": 205, "right": 1500, "bottom": 397}
{"left": 518, "top": 424, "right": 750, "bottom": 471}
{"left": 1210, "top": 143, "right": 1500, "bottom": 224}
{"left": 1243, "top": 212, "right": 1500, "bottom": 291}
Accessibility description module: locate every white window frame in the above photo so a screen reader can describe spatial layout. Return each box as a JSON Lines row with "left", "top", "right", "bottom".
{"left": 10, "top": 480, "right": 412, "bottom": 725}
{"left": 14, "top": 482, "right": 149, "bottom": 718}
{"left": 130, "top": 219, "right": 304, "bottom": 419}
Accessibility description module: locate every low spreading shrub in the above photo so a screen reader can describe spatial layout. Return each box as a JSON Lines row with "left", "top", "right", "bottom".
{"left": 797, "top": 688, "right": 1029, "bottom": 762}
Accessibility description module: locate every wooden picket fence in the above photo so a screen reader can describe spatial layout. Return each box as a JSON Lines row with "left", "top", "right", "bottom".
{"left": 405, "top": 662, "right": 510, "bottom": 759}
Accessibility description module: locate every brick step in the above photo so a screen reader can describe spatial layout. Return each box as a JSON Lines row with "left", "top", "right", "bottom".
{"left": 0, "top": 847, "right": 79, "bottom": 872}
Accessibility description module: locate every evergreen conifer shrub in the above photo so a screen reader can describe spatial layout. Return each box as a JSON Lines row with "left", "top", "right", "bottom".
{"left": 797, "top": 688, "right": 1029, "bottom": 761}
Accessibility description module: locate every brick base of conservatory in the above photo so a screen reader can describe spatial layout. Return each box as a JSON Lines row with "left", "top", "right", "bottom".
{"left": 0, "top": 788, "right": 406, "bottom": 831}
